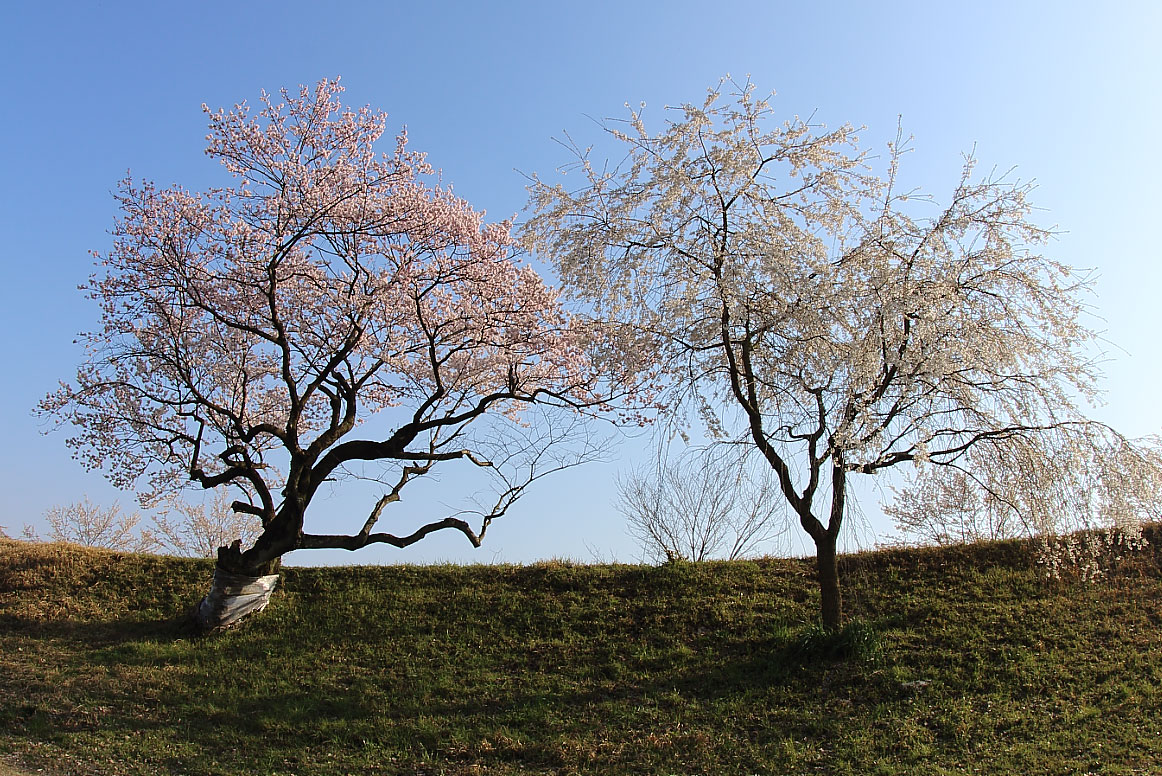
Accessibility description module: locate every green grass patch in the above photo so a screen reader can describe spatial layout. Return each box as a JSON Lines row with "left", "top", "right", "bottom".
{"left": 4, "top": 533, "right": 1162, "bottom": 774}
{"left": 774, "top": 618, "right": 885, "bottom": 664}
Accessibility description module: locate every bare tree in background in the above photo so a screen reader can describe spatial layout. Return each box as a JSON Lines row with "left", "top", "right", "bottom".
{"left": 886, "top": 427, "right": 1162, "bottom": 555}
{"left": 23, "top": 491, "right": 270, "bottom": 559}
{"left": 885, "top": 469, "right": 1026, "bottom": 546}
{"left": 34, "top": 498, "right": 156, "bottom": 552}
{"left": 152, "top": 490, "right": 264, "bottom": 559}
{"left": 618, "top": 446, "right": 785, "bottom": 562}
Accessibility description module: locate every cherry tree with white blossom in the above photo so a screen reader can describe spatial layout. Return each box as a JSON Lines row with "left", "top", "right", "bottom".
{"left": 524, "top": 78, "right": 1152, "bottom": 630}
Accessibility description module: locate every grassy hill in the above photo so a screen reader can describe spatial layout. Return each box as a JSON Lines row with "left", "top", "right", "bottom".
{"left": 3, "top": 533, "right": 1162, "bottom": 775}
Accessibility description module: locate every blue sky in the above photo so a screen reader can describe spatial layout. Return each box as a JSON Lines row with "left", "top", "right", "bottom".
{"left": 3, "top": 1, "right": 1160, "bottom": 564}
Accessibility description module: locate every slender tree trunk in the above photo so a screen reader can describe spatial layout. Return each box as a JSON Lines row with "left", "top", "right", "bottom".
{"left": 814, "top": 460, "right": 848, "bottom": 631}
{"left": 815, "top": 533, "right": 842, "bottom": 631}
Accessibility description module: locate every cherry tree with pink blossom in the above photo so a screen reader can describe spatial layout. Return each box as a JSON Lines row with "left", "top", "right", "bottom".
{"left": 41, "top": 79, "right": 637, "bottom": 629}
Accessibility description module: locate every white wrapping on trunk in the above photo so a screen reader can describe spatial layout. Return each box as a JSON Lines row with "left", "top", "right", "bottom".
{"left": 195, "top": 567, "right": 279, "bottom": 631}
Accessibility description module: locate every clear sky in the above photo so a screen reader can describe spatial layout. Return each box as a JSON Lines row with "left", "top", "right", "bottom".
{"left": 3, "top": 1, "right": 1160, "bottom": 564}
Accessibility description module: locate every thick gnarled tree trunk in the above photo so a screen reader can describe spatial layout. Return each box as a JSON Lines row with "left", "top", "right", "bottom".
{"left": 194, "top": 564, "right": 280, "bottom": 631}
{"left": 194, "top": 511, "right": 296, "bottom": 632}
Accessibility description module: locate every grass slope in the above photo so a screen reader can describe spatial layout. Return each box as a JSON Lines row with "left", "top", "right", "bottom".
{"left": 3, "top": 534, "right": 1162, "bottom": 775}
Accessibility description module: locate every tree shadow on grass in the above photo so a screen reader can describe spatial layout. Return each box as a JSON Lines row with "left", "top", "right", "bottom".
{"left": 0, "top": 610, "right": 199, "bottom": 648}
{"left": 2, "top": 608, "right": 898, "bottom": 775}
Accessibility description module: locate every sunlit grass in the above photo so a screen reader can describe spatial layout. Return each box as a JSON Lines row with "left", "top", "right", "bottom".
{"left": 3, "top": 533, "right": 1162, "bottom": 774}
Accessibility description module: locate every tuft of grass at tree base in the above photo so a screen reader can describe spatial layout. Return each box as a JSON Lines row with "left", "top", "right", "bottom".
{"left": 3, "top": 531, "right": 1162, "bottom": 775}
